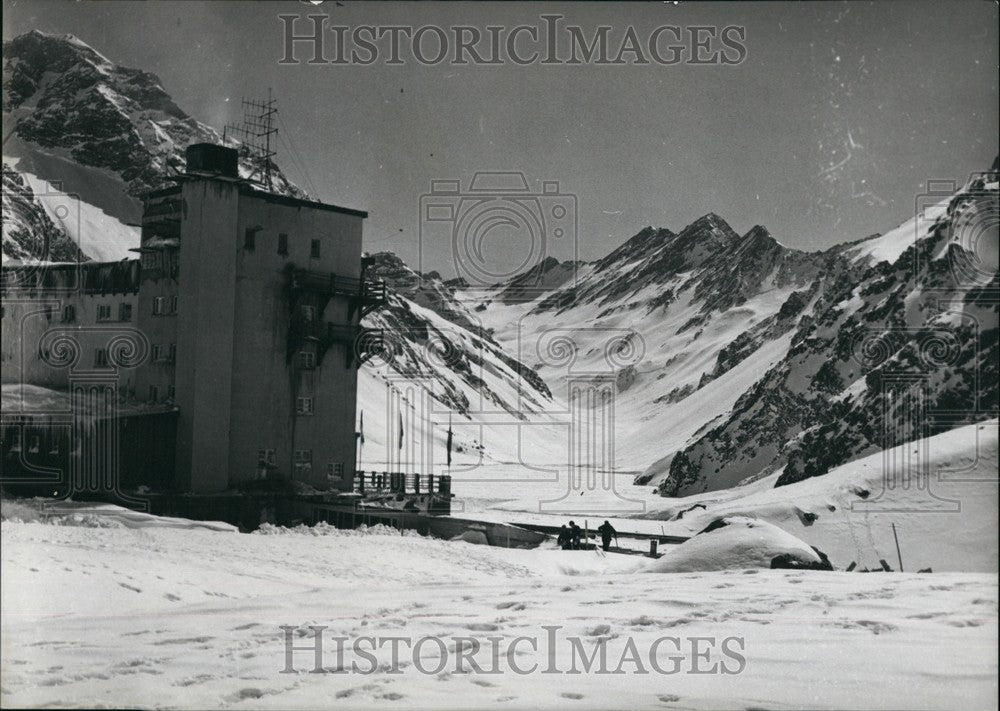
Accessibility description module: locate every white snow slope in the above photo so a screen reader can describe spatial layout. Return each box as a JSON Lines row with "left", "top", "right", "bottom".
{"left": 2, "top": 516, "right": 997, "bottom": 710}
{"left": 632, "top": 420, "right": 999, "bottom": 574}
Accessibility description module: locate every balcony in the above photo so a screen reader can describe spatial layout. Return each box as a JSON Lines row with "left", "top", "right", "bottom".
{"left": 289, "top": 267, "right": 384, "bottom": 301}
{"left": 293, "top": 320, "right": 384, "bottom": 368}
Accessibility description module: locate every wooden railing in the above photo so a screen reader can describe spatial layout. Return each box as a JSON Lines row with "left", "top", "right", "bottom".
{"left": 352, "top": 471, "right": 452, "bottom": 497}
{"left": 288, "top": 268, "right": 386, "bottom": 305}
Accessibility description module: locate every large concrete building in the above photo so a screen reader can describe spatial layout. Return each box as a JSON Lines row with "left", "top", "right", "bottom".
{"left": 2, "top": 144, "right": 382, "bottom": 498}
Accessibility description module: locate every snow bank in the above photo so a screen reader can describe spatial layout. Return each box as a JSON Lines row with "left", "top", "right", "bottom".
{"left": 645, "top": 516, "right": 823, "bottom": 573}
{"left": 253, "top": 521, "right": 421, "bottom": 537}
{"left": 636, "top": 420, "right": 999, "bottom": 572}
{"left": 0, "top": 498, "right": 236, "bottom": 532}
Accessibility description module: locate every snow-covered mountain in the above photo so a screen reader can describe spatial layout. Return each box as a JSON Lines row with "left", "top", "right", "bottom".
{"left": 464, "top": 172, "right": 998, "bottom": 497}
{"left": 1, "top": 30, "right": 303, "bottom": 261}
{"left": 658, "top": 176, "right": 998, "bottom": 496}
{"left": 2, "top": 163, "right": 83, "bottom": 262}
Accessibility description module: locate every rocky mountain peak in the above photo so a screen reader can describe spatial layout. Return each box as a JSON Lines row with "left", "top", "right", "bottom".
{"left": 594, "top": 226, "right": 675, "bottom": 272}
{"left": 677, "top": 212, "right": 740, "bottom": 243}
{"left": 740, "top": 224, "right": 775, "bottom": 245}
{"left": 2, "top": 29, "right": 305, "bottom": 229}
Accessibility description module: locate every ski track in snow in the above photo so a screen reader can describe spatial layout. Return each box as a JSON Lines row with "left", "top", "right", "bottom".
{"left": 2, "top": 521, "right": 997, "bottom": 710}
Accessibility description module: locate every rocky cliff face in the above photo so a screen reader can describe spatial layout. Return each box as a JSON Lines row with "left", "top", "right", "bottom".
{"left": 1, "top": 164, "right": 83, "bottom": 263}
{"left": 362, "top": 251, "right": 553, "bottom": 420}
{"left": 2, "top": 30, "right": 303, "bottom": 260}
{"left": 656, "top": 174, "right": 999, "bottom": 495}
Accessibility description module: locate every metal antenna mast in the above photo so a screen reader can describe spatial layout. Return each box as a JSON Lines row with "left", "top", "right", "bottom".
{"left": 224, "top": 88, "right": 278, "bottom": 191}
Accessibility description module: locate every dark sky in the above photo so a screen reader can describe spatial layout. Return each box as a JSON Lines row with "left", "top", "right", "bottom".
{"left": 3, "top": 1, "right": 998, "bottom": 277}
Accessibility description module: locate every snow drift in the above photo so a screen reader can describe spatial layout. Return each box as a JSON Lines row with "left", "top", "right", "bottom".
{"left": 645, "top": 516, "right": 823, "bottom": 573}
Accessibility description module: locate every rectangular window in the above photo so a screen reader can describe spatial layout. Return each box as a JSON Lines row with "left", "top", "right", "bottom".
{"left": 327, "top": 462, "right": 344, "bottom": 480}
{"left": 119, "top": 303, "right": 132, "bottom": 321}
{"left": 44, "top": 305, "right": 54, "bottom": 321}
{"left": 97, "top": 304, "right": 112, "bottom": 321}
{"left": 257, "top": 449, "right": 276, "bottom": 467}
{"left": 278, "top": 233, "right": 289, "bottom": 256}
{"left": 296, "top": 397, "right": 314, "bottom": 415}
{"left": 49, "top": 437, "right": 60, "bottom": 456}
{"left": 294, "top": 450, "right": 313, "bottom": 472}
{"left": 301, "top": 305, "right": 316, "bottom": 321}
{"left": 153, "top": 296, "right": 164, "bottom": 316}
{"left": 168, "top": 343, "right": 176, "bottom": 362}
{"left": 95, "top": 348, "right": 108, "bottom": 367}
{"left": 298, "top": 351, "right": 316, "bottom": 370}
{"left": 62, "top": 305, "right": 76, "bottom": 323}
{"left": 167, "top": 385, "right": 176, "bottom": 400}
{"left": 244, "top": 228, "right": 256, "bottom": 250}
{"left": 310, "top": 239, "right": 320, "bottom": 259}
{"left": 152, "top": 344, "right": 163, "bottom": 361}
{"left": 169, "top": 295, "right": 178, "bottom": 314}
{"left": 29, "top": 435, "right": 40, "bottom": 454}
{"left": 149, "top": 385, "right": 159, "bottom": 402}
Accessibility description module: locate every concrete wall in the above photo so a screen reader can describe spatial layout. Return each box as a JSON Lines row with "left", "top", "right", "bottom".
{"left": 227, "top": 191, "right": 364, "bottom": 491}
{"left": 173, "top": 179, "right": 240, "bottom": 493}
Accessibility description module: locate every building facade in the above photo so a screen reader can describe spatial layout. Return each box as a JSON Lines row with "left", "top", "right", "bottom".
{"left": 1, "top": 144, "right": 381, "bottom": 497}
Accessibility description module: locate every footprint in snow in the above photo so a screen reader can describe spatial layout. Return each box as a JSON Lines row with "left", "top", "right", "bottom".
{"left": 496, "top": 601, "right": 526, "bottom": 611}
{"left": 232, "top": 687, "right": 265, "bottom": 701}
{"left": 829, "top": 619, "right": 897, "bottom": 635}
{"left": 466, "top": 622, "right": 499, "bottom": 631}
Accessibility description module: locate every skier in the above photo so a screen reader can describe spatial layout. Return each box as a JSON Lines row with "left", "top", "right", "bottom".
{"left": 557, "top": 525, "right": 572, "bottom": 550}
{"left": 597, "top": 520, "right": 618, "bottom": 552}
{"left": 568, "top": 520, "right": 582, "bottom": 550}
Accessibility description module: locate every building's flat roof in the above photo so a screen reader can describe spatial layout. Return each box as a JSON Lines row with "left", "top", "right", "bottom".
{"left": 142, "top": 175, "right": 368, "bottom": 219}
{"left": 145, "top": 185, "right": 182, "bottom": 199}
{"left": 239, "top": 183, "right": 368, "bottom": 219}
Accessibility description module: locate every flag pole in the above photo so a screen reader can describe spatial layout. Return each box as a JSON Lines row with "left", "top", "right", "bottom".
{"left": 446, "top": 413, "right": 453, "bottom": 480}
